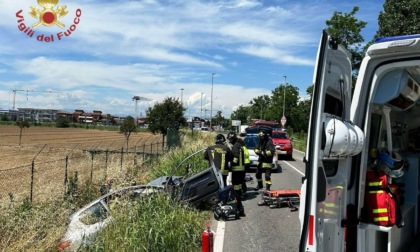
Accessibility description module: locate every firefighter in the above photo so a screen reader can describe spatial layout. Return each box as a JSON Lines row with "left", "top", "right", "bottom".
{"left": 254, "top": 130, "right": 275, "bottom": 191}
{"left": 227, "top": 131, "right": 246, "bottom": 216}
{"left": 204, "top": 134, "right": 233, "bottom": 187}
{"left": 237, "top": 137, "right": 250, "bottom": 197}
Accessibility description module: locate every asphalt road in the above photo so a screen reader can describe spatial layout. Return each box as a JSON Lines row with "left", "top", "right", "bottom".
{"left": 212, "top": 149, "right": 306, "bottom": 252}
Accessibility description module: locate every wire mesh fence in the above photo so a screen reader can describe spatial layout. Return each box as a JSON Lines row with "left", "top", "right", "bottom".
{"left": 0, "top": 140, "right": 166, "bottom": 208}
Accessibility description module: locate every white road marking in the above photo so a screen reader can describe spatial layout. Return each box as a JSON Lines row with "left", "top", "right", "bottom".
{"left": 282, "top": 160, "right": 305, "bottom": 176}
{"left": 214, "top": 220, "right": 225, "bottom": 251}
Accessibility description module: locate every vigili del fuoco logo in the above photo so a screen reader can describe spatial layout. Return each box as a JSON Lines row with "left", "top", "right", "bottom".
{"left": 16, "top": 0, "right": 82, "bottom": 42}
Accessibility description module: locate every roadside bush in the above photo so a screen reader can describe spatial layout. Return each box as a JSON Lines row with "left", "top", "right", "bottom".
{"left": 56, "top": 116, "right": 70, "bottom": 128}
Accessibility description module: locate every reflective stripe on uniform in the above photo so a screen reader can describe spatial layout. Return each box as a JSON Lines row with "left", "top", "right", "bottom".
{"left": 262, "top": 162, "right": 272, "bottom": 168}
{"left": 242, "top": 146, "right": 250, "bottom": 164}
{"left": 233, "top": 184, "right": 242, "bottom": 190}
{"left": 232, "top": 166, "right": 244, "bottom": 171}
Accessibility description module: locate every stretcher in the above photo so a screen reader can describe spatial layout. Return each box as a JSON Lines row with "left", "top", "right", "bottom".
{"left": 257, "top": 189, "right": 301, "bottom": 211}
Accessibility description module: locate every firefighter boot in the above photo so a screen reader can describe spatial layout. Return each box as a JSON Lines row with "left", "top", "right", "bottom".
{"left": 266, "top": 184, "right": 271, "bottom": 191}
{"left": 239, "top": 205, "right": 246, "bottom": 217}
{"left": 254, "top": 181, "right": 263, "bottom": 191}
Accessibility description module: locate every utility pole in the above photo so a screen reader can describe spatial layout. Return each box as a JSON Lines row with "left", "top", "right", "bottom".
{"left": 200, "top": 92, "right": 203, "bottom": 119}
{"left": 210, "top": 73, "right": 215, "bottom": 130}
{"left": 283, "top": 75, "right": 287, "bottom": 117}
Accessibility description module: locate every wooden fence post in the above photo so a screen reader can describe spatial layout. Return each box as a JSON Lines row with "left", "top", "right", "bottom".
{"left": 30, "top": 160, "right": 35, "bottom": 204}
{"left": 120, "top": 147, "right": 123, "bottom": 172}
{"left": 90, "top": 151, "right": 94, "bottom": 183}
{"left": 105, "top": 150, "right": 108, "bottom": 180}
{"left": 64, "top": 156, "right": 68, "bottom": 199}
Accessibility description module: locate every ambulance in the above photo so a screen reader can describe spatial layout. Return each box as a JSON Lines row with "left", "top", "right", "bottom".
{"left": 299, "top": 30, "right": 420, "bottom": 252}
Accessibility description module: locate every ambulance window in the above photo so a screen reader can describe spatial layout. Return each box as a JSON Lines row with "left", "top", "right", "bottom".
{"left": 324, "top": 94, "right": 343, "bottom": 117}
{"left": 322, "top": 160, "right": 339, "bottom": 177}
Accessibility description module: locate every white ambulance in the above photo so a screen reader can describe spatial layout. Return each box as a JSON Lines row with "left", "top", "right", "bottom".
{"left": 299, "top": 30, "right": 420, "bottom": 252}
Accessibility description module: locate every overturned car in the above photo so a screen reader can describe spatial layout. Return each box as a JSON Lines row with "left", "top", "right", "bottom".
{"left": 58, "top": 148, "right": 223, "bottom": 251}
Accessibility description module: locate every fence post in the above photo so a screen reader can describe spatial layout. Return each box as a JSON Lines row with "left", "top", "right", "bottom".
{"left": 105, "top": 149, "right": 108, "bottom": 180}
{"left": 64, "top": 156, "right": 68, "bottom": 199}
{"left": 135, "top": 145, "right": 138, "bottom": 165}
{"left": 143, "top": 144, "right": 145, "bottom": 160}
{"left": 30, "top": 160, "right": 35, "bottom": 204}
{"left": 29, "top": 144, "right": 47, "bottom": 204}
{"left": 90, "top": 151, "right": 94, "bottom": 183}
{"left": 120, "top": 147, "right": 123, "bottom": 172}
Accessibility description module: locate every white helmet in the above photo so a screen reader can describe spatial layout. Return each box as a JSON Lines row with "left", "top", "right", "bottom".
{"left": 378, "top": 151, "right": 405, "bottom": 178}
{"left": 323, "top": 117, "right": 365, "bottom": 157}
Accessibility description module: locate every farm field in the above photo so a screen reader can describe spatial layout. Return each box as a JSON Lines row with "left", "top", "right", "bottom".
{"left": 0, "top": 125, "right": 163, "bottom": 169}
{"left": 0, "top": 125, "right": 163, "bottom": 206}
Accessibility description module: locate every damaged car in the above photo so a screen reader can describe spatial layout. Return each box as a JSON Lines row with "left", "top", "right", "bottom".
{"left": 58, "top": 148, "right": 223, "bottom": 251}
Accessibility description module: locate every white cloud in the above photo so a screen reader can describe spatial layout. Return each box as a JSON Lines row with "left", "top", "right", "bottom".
{"left": 0, "top": 0, "right": 384, "bottom": 117}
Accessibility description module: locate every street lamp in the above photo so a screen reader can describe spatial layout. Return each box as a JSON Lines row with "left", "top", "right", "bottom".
{"left": 180, "top": 88, "right": 184, "bottom": 104}
{"left": 200, "top": 92, "right": 203, "bottom": 119}
{"left": 283, "top": 75, "right": 287, "bottom": 117}
{"left": 210, "top": 73, "right": 215, "bottom": 129}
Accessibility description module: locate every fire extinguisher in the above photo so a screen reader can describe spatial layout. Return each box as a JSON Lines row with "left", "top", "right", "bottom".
{"left": 201, "top": 223, "right": 214, "bottom": 252}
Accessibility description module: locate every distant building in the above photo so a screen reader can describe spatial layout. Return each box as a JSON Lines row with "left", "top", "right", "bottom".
{"left": 17, "top": 108, "right": 59, "bottom": 123}
{"left": 0, "top": 109, "right": 23, "bottom": 121}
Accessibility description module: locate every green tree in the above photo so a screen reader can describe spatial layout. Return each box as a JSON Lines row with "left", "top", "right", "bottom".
{"left": 230, "top": 105, "right": 250, "bottom": 125}
{"left": 16, "top": 120, "right": 30, "bottom": 146}
{"left": 326, "top": 6, "right": 367, "bottom": 79}
{"left": 1, "top": 114, "right": 8, "bottom": 121}
{"left": 267, "top": 83, "right": 300, "bottom": 129}
{"left": 119, "top": 116, "right": 137, "bottom": 152}
{"left": 146, "top": 97, "right": 185, "bottom": 147}
{"left": 56, "top": 116, "right": 70, "bottom": 128}
{"left": 376, "top": 0, "right": 420, "bottom": 37}
{"left": 249, "top": 95, "right": 271, "bottom": 120}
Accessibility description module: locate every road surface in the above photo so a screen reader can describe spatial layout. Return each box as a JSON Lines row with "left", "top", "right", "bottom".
{"left": 212, "top": 149, "right": 306, "bottom": 252}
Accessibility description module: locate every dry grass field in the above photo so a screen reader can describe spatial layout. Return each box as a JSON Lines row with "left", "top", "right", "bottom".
{"left": 0, "top": 125, "right": 163, "bottom": 207}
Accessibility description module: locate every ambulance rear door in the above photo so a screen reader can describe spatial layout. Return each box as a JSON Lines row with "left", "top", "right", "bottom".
{"left": 299, "top": 30, "right": 362, "bottom": 252}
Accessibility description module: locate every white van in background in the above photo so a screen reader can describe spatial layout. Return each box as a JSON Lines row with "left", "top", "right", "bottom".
{"left": 299, "top": 31, "right": 420, "bottom": 252}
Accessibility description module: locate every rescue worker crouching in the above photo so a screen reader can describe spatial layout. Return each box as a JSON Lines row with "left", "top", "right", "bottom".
{"left": 227, "top": 131, "right": 246, "bottom": 217}
{"left": 204, "top": 134, "right": 233, "bottom": 187}
{"left": 254, "top": 131, "right": 275, "bottom": 191}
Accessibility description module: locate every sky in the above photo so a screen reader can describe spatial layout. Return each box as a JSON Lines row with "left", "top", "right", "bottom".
{"left": 0, "top": 0, "right": 385, "bottom": 119}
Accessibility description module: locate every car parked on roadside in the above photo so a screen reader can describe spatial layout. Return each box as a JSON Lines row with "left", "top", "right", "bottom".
{"left": 58, "top": 148, "right": 222, "bottom": 251}
{"left": 271, "top": 129, "right": 293, "bottom": 160}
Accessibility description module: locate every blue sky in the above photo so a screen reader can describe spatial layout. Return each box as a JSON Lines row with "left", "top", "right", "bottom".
{"left": 1, "top": 0, "right": 385, "bottom": 118}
